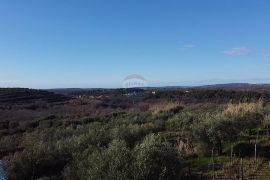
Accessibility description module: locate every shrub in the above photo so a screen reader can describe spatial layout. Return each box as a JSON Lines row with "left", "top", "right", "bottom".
{"left": 134, "top": 134, "right": 181, "bottom": 180}
{"left": 64, "top": 139, "right": 133, "bottom": 180}
{"left": 6, "top": 145, "right": 71, "bottom": 180}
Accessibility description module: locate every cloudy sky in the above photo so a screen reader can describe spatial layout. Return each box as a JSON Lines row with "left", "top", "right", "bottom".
{"left": 0, "top": 0, "right": 270, "bottom": 88}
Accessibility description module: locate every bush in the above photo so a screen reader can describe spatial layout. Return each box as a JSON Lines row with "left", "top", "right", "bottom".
{"left": 134, "top": 134, "right": 182, "bottom": 180}
{"left": 64, "top": 139, "right": 133, "bottom": 180}
{"left": 6, "top": 144, "right": 71, "bottom": 180}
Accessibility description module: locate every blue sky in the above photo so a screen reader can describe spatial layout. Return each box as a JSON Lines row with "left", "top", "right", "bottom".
{"left": 0, "top": 0, "right": 270, "bottom": 88}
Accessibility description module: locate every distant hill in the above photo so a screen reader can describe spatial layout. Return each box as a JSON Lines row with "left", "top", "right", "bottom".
{"left": 47, "top": 88, "right": 106, "bottom": 95}
{"left": 0, "top": 88, "right": 71, "bottom": 104}
{"left": 43, "top": 83, "right": 270, "bottom": 95}
{"left": 196, "top": 83, "right": 270, "bottom": 92}
{"left": 4, "top": 83, "right": 270, "bottom": 98}
{"left": 158, "top": 83, "right": 270, "bottom": 92}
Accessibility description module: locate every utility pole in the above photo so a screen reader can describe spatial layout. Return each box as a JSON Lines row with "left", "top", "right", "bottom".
{"left": 255, "top": 132, "right": 258, "bottom": 170}
{"left": 255, "top": 143, "right": 257, "bottom": 168}
{"left": 212, "top": 148, "right": 215, "bottom": 180}
{"left": 230, "top": 144, "right": 233, "bottom": 166}
{"left": 255, "top": 143, "right": 257, "bottom": 162}
{"left": 255, "top": 132, "right": 258, "bottom": 164}
{"left": 241, "top": 158, "right": 244, "bottom": 180}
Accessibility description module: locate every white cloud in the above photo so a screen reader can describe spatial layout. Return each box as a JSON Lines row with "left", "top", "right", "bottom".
{"left": 183, "top": 44, "right": 196, "bottom": 48}
{"left": 222, "top": 47, "right": 249, "bottom": 56}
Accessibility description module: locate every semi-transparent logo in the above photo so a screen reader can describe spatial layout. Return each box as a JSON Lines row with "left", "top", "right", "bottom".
{"left": 122, "top": 74, "right": 147, "bottom": 88}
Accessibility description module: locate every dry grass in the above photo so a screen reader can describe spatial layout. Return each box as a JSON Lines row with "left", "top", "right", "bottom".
{"left": 223, "top": 101, "right": 263, "bottom": 117}
{"left": 150, "top": 102, "right": 180, "bottom": 115}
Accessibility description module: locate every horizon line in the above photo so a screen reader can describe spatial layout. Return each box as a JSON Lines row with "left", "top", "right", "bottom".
{"left": 1, "top": 82, "right": 270, "bottom": 90}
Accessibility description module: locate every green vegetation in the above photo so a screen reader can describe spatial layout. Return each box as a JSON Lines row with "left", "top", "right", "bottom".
{"left": 1, "top": 88, "right": 270, "bottom": 179}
